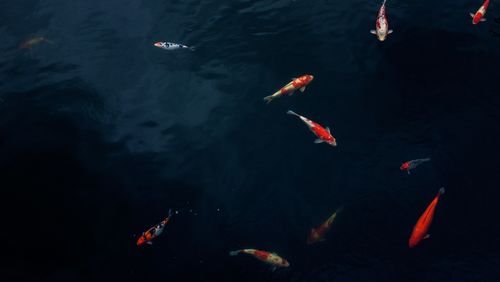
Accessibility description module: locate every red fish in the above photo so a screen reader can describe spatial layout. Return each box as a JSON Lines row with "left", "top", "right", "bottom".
{"left": 470, "top": 0, "right": 489, "bottom": 25}
{"left": 229, "top": 249, "right": 289, "bottom": 271}
{"left": 263, "top": 75, "right": 314, "bottom": 103}
{"left": 409, "top": 188, "right": 445, "bottom": 248}
{"left": 136, "top": 209, "right": 173, "bottom": 246}
{"left": 287, "top": 110, "right": 337, "bottom": 146}
{"left": 307, "top": 207, "right": 343, "bottom": 245}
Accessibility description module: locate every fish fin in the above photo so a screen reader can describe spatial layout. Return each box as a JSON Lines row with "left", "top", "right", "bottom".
{"left": 229, "top": 250, "right": 241, "bottom": 256}
{"left": 292, "top": 77, "right": 297, "bottom": 80}
{"left": 189, "top": 46, "right": 196, "bottom": 51}
{"left": 299, "top": 86, "right": 306, "bottom": 92}
{"left": 270, "top": 266, "right": 278, "bottom": 272}
{"left": 370, "top": 30, "right": 377, "bottom": 35}
{"left": 424, "top": 234, "right": 431, "bottom": 240}
{"left": 288, "top": 90, "right": 295, "bottom": 96}
{"left": 287, "top": 110, "right": 299, "bottom": 117}
{"left": 388, "top": 29, "right": 393, "bottom": 34}
{"left": 439, "top": 187, "right": 445, "bottom": 195}
{"left": 314, "top": 139, "right": 324, "bottom": 144}
{"left": 326, "top": 127, "right": 331, "bottom": 133}
{"left": 146, "top": 241, "right": 153, "bottom": 245}
{"left": 407, "top": 170, "right": 411, "bottom": 175}
{"left": 470, "top": 13, "right": 475, "bottom": 18}
{"left": 480, "top": 18, "right": 487, "bottom": 22}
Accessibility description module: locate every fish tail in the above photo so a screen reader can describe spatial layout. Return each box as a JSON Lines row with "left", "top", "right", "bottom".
{"left": 336, "top": 205, "right": 345, "bottom": 214}
{"left": 189, "top": 46, "right": 195, "bottom": 51}
{"left": 168, "top": 209, "right": 173, "bottom": 217}
{"left": 327, "top": 206, "right": 344, "bottom": 222}
{"left": 264, "top": 90, "right": 282, "bottom": 103}
{"left": 263, "top": 95, "right": 275, "bottom": 104}
{"left": 438, "top": 187, "right": 445, "bottom": 195}
{"left": 229, "top": 250, "right": 242, "bottom": 256}
{"left": 286, "top": 110, "right": 299, "bottom": 117}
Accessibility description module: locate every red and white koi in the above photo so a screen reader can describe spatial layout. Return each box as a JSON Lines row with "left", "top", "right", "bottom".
{"left": 20, "top": 36, "right": 53, "bottom": 49}
{"left": 136, "top": 209, "right": 173, "bottom": 246}
{"left": 229, "top": 249, "right": 290, "bottom": 270}
{"left": 470, "top": 0, "right": 489, "bottom": 25}
{"left": 154, "top": 41, "right": 195, "bottom": 51}
{"left": 287, "top": 110, "right": 337, "bottom": 146}
{"left": 263, "top": 75, "right": 314, "bottom": 103}
{"left": 307, "top": 207, "right": 343, "bottom": 245}
{"left": 400, "top": 158, "right": 431, "bottom": 174}
{"left": 409, "top": 188, "right": 445, "bottom": 248}
{"left": 370, "top": 0, "right": 393, "bottom": 41}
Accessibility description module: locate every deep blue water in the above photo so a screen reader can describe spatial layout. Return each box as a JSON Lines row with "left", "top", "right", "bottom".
{"left": 1, "top": 0, "right": 500, "bottom": 281}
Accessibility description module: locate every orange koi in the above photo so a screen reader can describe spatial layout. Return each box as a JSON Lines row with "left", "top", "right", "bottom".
{"left": 229, "top": 249, "right": 289, "bottom": 271}
{"left": 409, "top": 188, "right": 445, "bottom": 248}
{"left": 307, "top": 207, "right": 343, "bottom": 245}
{"left": 263, "top": 75, "right": 314, "bottom": 103}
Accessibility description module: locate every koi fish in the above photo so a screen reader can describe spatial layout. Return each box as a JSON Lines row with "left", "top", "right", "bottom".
{"left": 470, "top": 0, "right": 489, "bottom": 24}
{"left": 287, "top": 110, "right": 337, "bottom": 146}
{"left": 20, "top": 36, "right": 53, "bottom": 49}
{"left": 263, "top": 75, "right": 314, "bottom": 103}
{"left": 153, "top": 41, "right": 195, "bottom": 51}
{"left": 400, "top": 158, "right": 431, "bottom": 174}
{"left": 370, "top": 0, "right": 393, "bottom": 41}
{"left": 136, "top": 209, "right": 173, "bottom": 246}
{"left": 307, "top": 206, "right": 343, "bottom": 245}
{"left": 409, "top": 187, "right": 445, "bottom": 248}
{"left": 229, "top": 249, "right": 290, "bottom": 271}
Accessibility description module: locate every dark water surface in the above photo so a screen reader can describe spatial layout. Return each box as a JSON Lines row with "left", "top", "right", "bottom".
{"left": 1, "top": 0, "right": 500, "bottom": 281}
